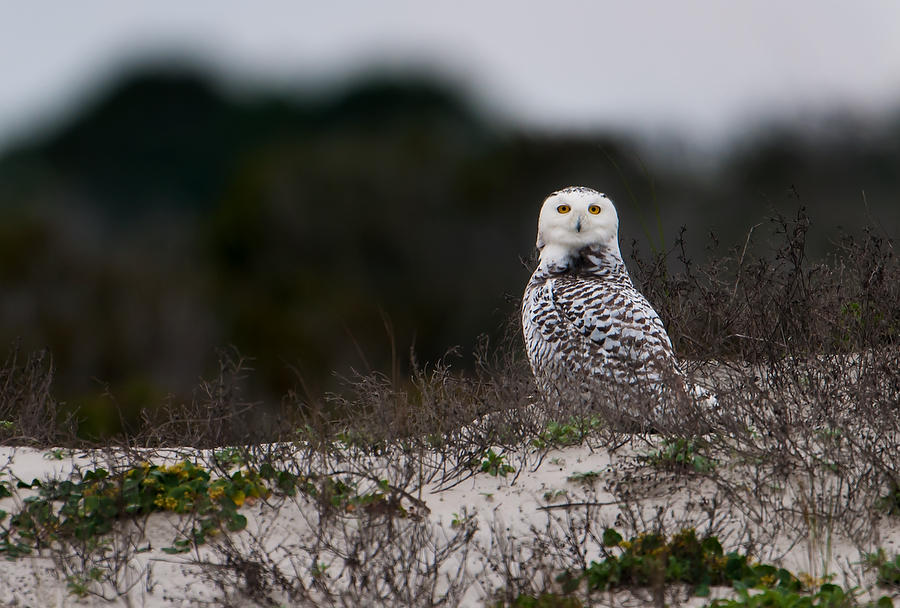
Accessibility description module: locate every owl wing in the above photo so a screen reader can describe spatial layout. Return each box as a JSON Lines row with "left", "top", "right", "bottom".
{"left": 546, "top": 275, "right": 679, "bottom": 384}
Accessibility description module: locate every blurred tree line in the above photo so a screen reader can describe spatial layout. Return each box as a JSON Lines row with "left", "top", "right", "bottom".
{"left": 0, "top": 66, "right": 897, "bottom": 436}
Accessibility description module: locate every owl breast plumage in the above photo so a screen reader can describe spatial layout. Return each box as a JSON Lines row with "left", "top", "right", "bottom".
{"left": 523, "top": 246, "right": 679, "bottom": 396}
{"left": 521, "top": 187, "right": 689, "bottom": 421}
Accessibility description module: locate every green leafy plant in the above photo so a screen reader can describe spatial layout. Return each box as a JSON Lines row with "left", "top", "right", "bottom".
{"left": 491, "top": 592, "right": 584, "bottom": 608}
{"left": 481, "top": 449, "right": 515, "bottom": 477}
{"left": 566, "top": 470, "right": 602, "bottom": 486}
{"left": 66, "top": 568, "right": 103, "bottom": 598}
{"left": 311, "top": 561, "right": 329, "bottom": 579}
{"left": 0, "top": 460, "right": 392, "bottom": 559}
{"left": 602, "top": 527, "right": 623, "bottom": 546}
{"left": 707, "top": 583, "right": 892, "bottom": 607}
{"left": 866, "top": 549, "right": 900, "bottom": 588}
{"left": 291, "top": 473, "right": 399, "bottom": 516}
{"left": 552, "top": 528, "right": 888, "bottom": 607}
{"left": 43, "top": 448, "right": 68, "bottom": 460}
{"left": 542, "top": 489, "right": 567, "bottom": 503}
{"left": 644, "top": 438, "right": 717, "bottom": 473}
{"left": 451, "top": 509, "right": 474, "bottom": 528}
{"left": 876, "top": 482, "right": 900, "bottom": 516}
{"left": 557, "top": 528, "right": 800, "bottom": 598}
{"left": 531, "top": 416, "right": 602, "bottom": 449}
{"left": 212, "top": 447, "right": 247, "bottom": 470}
{"left": 0, "top": 460, "right": 272, "bottom": 558}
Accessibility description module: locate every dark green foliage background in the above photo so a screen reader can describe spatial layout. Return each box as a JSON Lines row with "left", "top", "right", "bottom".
{"left": 0, "top": 65, "right": 897, "bottom": 436}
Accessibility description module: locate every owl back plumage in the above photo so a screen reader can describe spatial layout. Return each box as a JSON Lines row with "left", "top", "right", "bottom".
{"left": 521, "top": 187, "right": 697, "bottom": 428}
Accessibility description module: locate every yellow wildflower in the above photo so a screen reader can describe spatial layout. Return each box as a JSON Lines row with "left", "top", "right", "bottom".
{"left": 797, "top": 572, "right": 824, "bottom": 590}
{"left": 153, "top": 495, "right": 178, "bottom": 510}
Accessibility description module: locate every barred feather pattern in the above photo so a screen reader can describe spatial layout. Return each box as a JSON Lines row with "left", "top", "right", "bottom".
{"left": 522, "top": 244, "right": 687, "bottom": 415}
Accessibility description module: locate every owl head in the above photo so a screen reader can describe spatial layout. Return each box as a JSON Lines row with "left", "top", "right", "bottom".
{"left": 535, "top": 186, "right": 620, "bottom": 266}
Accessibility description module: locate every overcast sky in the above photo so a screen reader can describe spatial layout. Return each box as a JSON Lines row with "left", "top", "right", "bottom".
{"left": 3, "top": 1, "right": 900, "bottom": 152}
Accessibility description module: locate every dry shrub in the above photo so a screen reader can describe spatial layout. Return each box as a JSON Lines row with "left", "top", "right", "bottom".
{"left": 631, "top": 208, "right": 898, "bottom": 362}
{"left": 1, "top": 208, "right": 899, "bottom": 606}
{"left": 0, "top": 345, "right": 77, "bottom": 445}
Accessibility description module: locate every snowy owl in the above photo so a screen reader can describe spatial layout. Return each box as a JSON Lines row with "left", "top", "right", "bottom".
{"left": 521, "top": 186, "right": 699, "bottom": 429}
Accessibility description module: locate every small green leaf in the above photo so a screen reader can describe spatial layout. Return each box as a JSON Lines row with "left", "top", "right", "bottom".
{"left": 602, "top": 528, "right": 623, "bottom": 547}
{"left": 162, "top": 539, "right": 191, "bottom": 554}
{"left": 83, "top": 495, "right": 100, "bottom": 514}
{"left": 227, "top": 513, "right": 247, "bottom": 532}
{"left": 555, "top": 570, "right": 581, "bottom": 594}
{"left": 83, "top": 468, "right": 108, "bottom": 482}
{"left": 701, "top": 536, "right": 723, "bottom": 556}
{"left": 98, "top": 499, "right": 118, "bottom": 519}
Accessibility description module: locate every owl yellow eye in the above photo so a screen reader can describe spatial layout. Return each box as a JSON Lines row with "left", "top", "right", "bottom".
{"left": 588, "top": 204, "right": 602, "bottom": 215}
{"left": 556, "top": 204, "right": 571, "bottom": 214}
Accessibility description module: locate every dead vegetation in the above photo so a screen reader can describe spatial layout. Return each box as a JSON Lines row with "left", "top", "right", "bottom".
{"left": 0, "top": 209, "right": 899, "bottom": 606}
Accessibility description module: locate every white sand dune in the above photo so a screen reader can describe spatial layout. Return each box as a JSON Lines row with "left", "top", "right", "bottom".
{"left": 1, "top": 435, "right": 898, "bottom": 607}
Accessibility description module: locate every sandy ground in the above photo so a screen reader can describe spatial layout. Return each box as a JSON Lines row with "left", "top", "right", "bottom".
{"left": 1, "top": 438, "right": 898, "bottom": 607}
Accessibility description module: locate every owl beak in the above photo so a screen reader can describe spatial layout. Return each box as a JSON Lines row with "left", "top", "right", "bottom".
{"left": 575, "top": 216, "right": 583, "bottom": 232}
